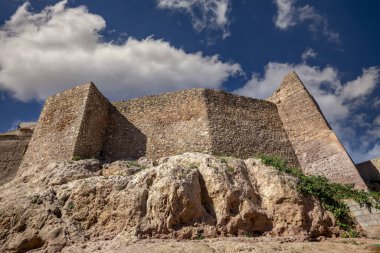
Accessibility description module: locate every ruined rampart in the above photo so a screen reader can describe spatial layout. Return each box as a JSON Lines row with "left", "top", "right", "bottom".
{"left": 268, "top": 72, "right": 367, "bottom": 189}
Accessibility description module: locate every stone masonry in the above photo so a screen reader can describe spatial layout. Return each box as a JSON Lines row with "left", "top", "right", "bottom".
{"left": 356, "top": 158, "right": 380, "bottom": 191}
{"left": 204, "top": 89, "right": 299, "bottom": 167}
{"left": 268, "top": 72, "right": 367, "bottom": 189}
{"left": 0, "top": 124, "right": 34, "bottom": 185}
{"left": 347, "top": 199, "right": 380, "bottom": 238}
{"left": 104, "top": 89, "right": 299, "bottom": 167}
{"left": 21, "top": 83, "right": 109, "bottom": 168}
{"left": 0, "top": 72, "right": 371, "bottom": 191}
{"left": 104, "top": 89, "right": 212, "bottom": 161}
{"left": 19, "top": 85, "right": 301, "bottom": 169}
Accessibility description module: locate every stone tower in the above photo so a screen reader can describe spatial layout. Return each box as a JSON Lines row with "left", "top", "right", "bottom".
{"left": 21, "top": 83, "right": 110, "bottom": 167}
{"left": 268, "top": 71, "right": 367, "bottom": 189}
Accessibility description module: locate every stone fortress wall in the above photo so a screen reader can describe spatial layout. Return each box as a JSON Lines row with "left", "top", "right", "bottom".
{"left": 103, "top": 89, "right": 212, "bottom": 161}
{"left": 0, "top": 72, "right": 372, "bottom": 190}
{"left": 21, "top": 83, "right": 109, "bottom": 168}
{"left": 203, "top": 89, "right": 300, "bottom": 167}
{"left": 0, "top": 124, "right": 34, "bottom": 185}
{"left": 103, "top": 88, "right": 299, "bottom": 167}
{"left": 356, "top": 158, "right": 380, "bottom": 191}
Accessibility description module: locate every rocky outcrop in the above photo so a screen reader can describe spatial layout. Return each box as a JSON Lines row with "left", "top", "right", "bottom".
{"left": 0, "top": 153, "right": 336, "bottom": 252}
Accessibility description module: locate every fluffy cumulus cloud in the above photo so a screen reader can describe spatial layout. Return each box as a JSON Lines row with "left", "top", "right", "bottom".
{"left": 0, "top": 1, "right": 240, "bottom": 101}
{"left": 274, "top": 0, "right": 340, "bottom": 43}
{"left": 301, "top": 48, "right": 317, "bottom": 61}
{"left": 157, "top": 0, "right": 231, "bottom": 38}
{"left": 374, "top": 116, "right": 380, "bottom": 126}
{"left": 235, "top": 61, "right": 380, "bottom": 162}
{"left": 274, "top": 0, "right": 297, "bottom": 29}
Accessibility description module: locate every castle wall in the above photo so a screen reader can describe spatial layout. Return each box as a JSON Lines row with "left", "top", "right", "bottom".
{"left": 347, "top": 200, "right": 380, "bottom": 238}
{"left": 204, "top": 90, "right": 300, "bottom": 167}
{"left": 103, "top": 88, "right": 299, "bottom": 166}
{"left": 21, "top": 83, "right": 109, "bottom": 167}
{"left": 103, "top": 89, "right": 212, "bottom": 160}
{"left": 73, "top": 84, "right": 110, "bottom": 159}
{"left": 268, "top": 72, "right": 367, "bottom": 189}
{"left": 0, "top": 133, "right": 30, "bottom": 185}
{"left": 356, "top": 158, "right": 380, "bottom": 191}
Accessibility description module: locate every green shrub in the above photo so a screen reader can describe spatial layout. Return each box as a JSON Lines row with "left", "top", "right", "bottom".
{"left": 220, "top": 157, "right": 229, "bottom": 164}
{"left": 195, "top": 233, "right": 205, "bottom": 240}
{"left": 72, "top": 156, "right": 81, "bottom": 161}
{"left": 259, "top": 155, "right": 380, "bottom": 237}
{"left": 31, "top": 195, "right": 42, "bottom": 205}
{"left": 245, "top": 232, "right": 254, "bottom": 238}
{"left": 117, "top": 183, "right": 127, "bottom": 191}
{"left": 187, "top": 162, "right": 199, "bottom": 170}
{"left": 218, "top": 156, "right": 235, "bottom": 173}
{"left": 67, "top": 201, "right": 75, "bottom": 210}
{"left": 126, "top": 160, "right": 147, "bottom": 170}
{"left": 226, "top": 165, "right": 235, "bottom": 173}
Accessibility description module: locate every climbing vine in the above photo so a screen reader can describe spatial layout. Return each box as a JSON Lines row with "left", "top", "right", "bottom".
{"left": 259, "top": 155, "right": 380, "bottom": 237}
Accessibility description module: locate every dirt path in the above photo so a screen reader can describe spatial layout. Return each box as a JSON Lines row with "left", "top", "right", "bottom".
{"left": 62, "top": 237, "right": 380, "bottom": 253}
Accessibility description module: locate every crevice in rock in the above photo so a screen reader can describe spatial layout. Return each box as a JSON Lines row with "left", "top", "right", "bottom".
{"left": 16, "top": 235, "right": 45, "bottom": 252}
{"left": 198, "top": 172, "right": 216, "bottom": 225}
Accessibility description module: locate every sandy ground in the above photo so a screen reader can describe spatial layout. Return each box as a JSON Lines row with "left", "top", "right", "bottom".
{"left": 61, "top": 236, "right": 380, "bottom": 253}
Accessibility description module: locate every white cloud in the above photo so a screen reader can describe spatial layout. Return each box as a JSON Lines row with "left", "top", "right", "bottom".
{"left": 157, "top": 0, "right": 231, "bottom": 38}
{"left": 352, "top": 113, "right": 371, "bottom": 128}
{"left": 368, "top": 144, "right": 380, "bottom": 158}
{"left": 0, "top": 1, "right": 241, "bottom": 101}
{"left": 338, "top": 114, "right": 380, "bottom": 163}
{"left": 367, "top": 128, "right": 380, "bottom": 139}
{"left": 374, "top": 116, "right": 380, "bottom": 126}
{"left": 274, "top": 0, "right": 339, "bottom": 43}
{"left": 301, "top": 48, "right": 317, "bottom": 61}
{"left": 274, "top": 0, "right": 296, "bottom": 30}
{"left": 235, "top": 62, "right": 379, "bottom": 124}
{"left": 373, "top": 97, "right": 380, "bottom": 109}
{"left": 341, "top": 67, "right": 380, "bottom": 100}
{"left": 352, "top": 142, "right": 380, "bottom": 163}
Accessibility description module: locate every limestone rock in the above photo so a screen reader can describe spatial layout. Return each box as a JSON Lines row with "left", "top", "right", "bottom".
{"left": 0, "top": 153, "right": 336, "bottom": 252}
{"left": 101, "top": 160, "right": 145, "bottom": 177}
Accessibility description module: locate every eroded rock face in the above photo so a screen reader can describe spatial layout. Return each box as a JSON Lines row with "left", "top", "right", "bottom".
{"left": 0, "top": 153, "right": 336, "bottom": 252}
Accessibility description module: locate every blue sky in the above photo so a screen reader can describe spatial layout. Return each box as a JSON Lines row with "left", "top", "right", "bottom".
{"left": 0, "top": 0, "right": 379, "bottom": 163}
